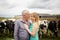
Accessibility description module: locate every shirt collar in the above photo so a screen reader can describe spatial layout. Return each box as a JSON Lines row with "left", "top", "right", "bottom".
{"left": 20, "top": 19, "right": 28, "bottom": 23}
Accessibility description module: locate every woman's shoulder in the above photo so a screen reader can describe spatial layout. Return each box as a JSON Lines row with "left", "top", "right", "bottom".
{"left": 33, "top": 22, "right": 39, "bottom": 28}
{"left": 33, "top": 22, "right": 37, "bottom": 25}
{"left": 33, "top": 22, "right": 39, "bottom": 31}
{"left": 33, "top": 22, "right": 38, "bottom": 27}
{"left": 33, "top": 22, "right": 38, "bottom": 25}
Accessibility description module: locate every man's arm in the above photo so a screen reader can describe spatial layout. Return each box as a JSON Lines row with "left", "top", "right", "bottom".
{"left": 14, "top": 21, "right": 19, "bottom": 40}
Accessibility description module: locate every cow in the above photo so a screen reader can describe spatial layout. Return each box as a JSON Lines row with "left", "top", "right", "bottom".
{"left": 38, "top": 20, "right": 49, "bottom": 38}
{"left": 48, "top": 20, "right": 58, "bottom": 37}
{"left": 0, "top": 21, "right": 5, "bottom": 36}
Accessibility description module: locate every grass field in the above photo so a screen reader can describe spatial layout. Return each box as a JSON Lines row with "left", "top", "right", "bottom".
{"left": 0, "top": 29, "right": 60, "bottom": 40}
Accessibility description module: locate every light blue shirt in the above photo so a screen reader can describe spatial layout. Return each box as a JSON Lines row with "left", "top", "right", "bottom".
{"left": 14, "top": 19, "right": 30, "bottom": 40}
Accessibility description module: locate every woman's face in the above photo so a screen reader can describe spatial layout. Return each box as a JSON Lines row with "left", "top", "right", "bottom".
{"left": 30, "top": 15, "right": 35, "bottom": 22}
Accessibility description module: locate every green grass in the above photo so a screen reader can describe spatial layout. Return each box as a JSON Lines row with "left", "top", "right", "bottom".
{"left": 39, "top": 29, "right": 60, "bottom": 40}
{"left": 0, "top": 29, "right": 60, "bottom": 40}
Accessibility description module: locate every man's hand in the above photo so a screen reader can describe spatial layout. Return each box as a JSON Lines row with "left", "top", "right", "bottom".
{"left": 24, "top": 24, "right": 29, "bottom": 30}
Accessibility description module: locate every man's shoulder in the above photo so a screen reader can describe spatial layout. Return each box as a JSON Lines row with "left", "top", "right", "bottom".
{"left": 15, "top": 19, "right": 22, "bottom": 23}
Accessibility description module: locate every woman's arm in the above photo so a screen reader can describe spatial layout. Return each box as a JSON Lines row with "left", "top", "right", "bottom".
{"left": 24, "top": 23, "right": 38, "bottom": 36}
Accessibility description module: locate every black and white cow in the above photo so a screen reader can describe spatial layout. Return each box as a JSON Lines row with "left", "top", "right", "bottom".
{"left": 5, "top": 20, "right": 15, "bottom": 35}
{"left": 48, "top": 20, "right": 58, "bottom": 37}
{"left": 0, "top": 21, "right": 5, "bottom": 36}
{"left": 38, "top": 20, "right": 49, "bottom": 38}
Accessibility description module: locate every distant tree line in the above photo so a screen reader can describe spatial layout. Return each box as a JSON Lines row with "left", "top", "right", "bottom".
{"left": 0, "top": 17, "right": 8, "bottom": 21}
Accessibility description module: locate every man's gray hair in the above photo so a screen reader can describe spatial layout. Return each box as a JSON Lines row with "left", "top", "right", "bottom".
{"left": 22, "top": 10, "right": 29, "bottom": 16}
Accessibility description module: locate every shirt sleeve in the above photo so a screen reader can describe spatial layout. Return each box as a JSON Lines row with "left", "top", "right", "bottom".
{"left": 14, "top": 21, "right": 19, "bottom": 40}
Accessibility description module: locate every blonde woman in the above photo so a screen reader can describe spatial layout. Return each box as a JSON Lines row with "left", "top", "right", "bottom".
{"left": 24, "top": 13, "right": 39, "bottom": 40}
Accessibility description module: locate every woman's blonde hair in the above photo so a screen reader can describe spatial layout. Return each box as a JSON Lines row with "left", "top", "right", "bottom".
{"left": 31, "top": 12, "right": 39, "bottom": 22}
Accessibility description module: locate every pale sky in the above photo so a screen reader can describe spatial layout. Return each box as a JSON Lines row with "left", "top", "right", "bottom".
{"left": 0, "top": 0, "right": 60, "bottom": 17}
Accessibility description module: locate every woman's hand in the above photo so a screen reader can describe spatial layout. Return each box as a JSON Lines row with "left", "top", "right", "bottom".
{"left": 24, "top": 24, "right": 29, "bottom": 30}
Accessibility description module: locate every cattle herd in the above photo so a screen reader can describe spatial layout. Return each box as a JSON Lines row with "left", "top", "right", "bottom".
{"left": 0, "top": 20, "right": 15, "bottom": 37}
{"left": 0, "top": 20, "right": 60, "bottom": 38}
{"left": 38, "top": 20, "right": 60, "bottom": 38}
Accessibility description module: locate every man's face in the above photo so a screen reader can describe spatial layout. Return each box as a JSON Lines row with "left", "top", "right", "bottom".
{"left": 24, "top": 11, "right": 30, "bottom": 20}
